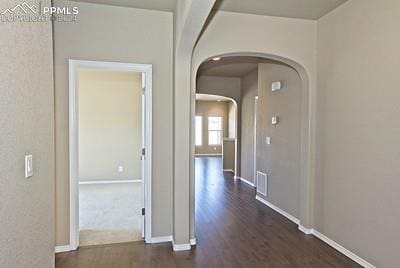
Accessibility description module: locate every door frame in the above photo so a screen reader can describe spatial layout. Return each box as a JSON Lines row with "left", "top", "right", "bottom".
{"left": 68, "top": 59, "right": 153, "bottom": 249}
{"left": 254, "top": 95, "right": 258, "bottom": 185}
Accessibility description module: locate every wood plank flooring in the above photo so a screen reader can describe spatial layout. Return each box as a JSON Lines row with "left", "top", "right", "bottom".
{"left": 56, "top": 157, "right": 360, "bottom": 268}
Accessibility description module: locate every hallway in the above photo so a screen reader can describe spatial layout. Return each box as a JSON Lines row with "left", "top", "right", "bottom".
{"left": 56, "top": 157, "right": 359, "bottom": 267}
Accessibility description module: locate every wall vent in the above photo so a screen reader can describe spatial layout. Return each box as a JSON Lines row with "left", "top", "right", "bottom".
{"left": 256, "top": 171, "right": 268, "bottom": 196}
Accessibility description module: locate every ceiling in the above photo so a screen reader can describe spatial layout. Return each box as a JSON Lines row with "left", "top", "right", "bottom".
{"left": 74, "top": 0, "right": 176, "bottom": 11}
{"left": 73, "top": 0, "right": 347, "bottom": 20}
{"left": 197, "top": 56, "right": 284, "bottom": 78}
{"left": 214, "top": 0, "right": 348, "bottom": 19}
{"left": 196, "top": 94, "right": 232, "bottom": 102}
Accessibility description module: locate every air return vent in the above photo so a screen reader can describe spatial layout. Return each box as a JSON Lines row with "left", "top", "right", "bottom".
{"left": 256, "top": 171, "right": 268, "bottom": 196}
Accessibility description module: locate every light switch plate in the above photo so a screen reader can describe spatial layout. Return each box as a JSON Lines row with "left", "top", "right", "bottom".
{"left": 266, "top": 137, "right": 271, "bottom": 145}
{"left": 25, "top": 154, "right": 33, "bottom": 178}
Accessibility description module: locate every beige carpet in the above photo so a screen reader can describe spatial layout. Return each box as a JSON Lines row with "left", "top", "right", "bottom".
{"left": 79, "top": 182, "right": 143, "bottom": 246}
{"left": 79, "top": 230, "right": 142, "bottom": 246}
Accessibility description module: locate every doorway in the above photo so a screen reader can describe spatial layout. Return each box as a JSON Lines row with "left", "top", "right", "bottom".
{"left": 191, "top": 54, "right": 311, "bottom": 243}
{"left": 194, "top": 94, "right": 238, "bottom": 177}
{"left": 69, "top": 60, "right": 152, "bottom": 249}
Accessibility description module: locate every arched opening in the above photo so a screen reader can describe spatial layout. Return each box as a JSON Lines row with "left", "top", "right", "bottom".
{"left": 195, "top": 93, "right": 239, "bottom": 177}
{"left": 190, "top": 53, "right": 312, "bottom": 245}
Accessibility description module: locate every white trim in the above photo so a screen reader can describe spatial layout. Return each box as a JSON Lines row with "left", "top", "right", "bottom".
{"left": 68, "top": 60, "right": 79, "bottom": 250}
{"left": 238, "top": 177, "right": 255, "bottom": 187}
{"left": 172, "top": 241, "right": 191, "bottom": 251}
{"left": 254, "top": 96, "right": 258, "bottom": 189}
{"left": 189, "top": 238, "right": 197, "bottom": 245}
{"left": 55, "top": 245, "right": 75, "bottom": 253}
{"left": 149, "top": 236, "right": 173, "bottom": 244}
{"left": 256, "top": 195, "right": 375, "bottom": 268}
{"left": 223, "top": 169, "right": 234, "bottom": 173}
{"left": 194, "top": 153, "right": 222, "bottom": 156}
{"left": 312, "top": 230, "right": 375, "bottom": 268}
{"left": 79, "top": 179, "right": 142, "bottom": 185}
{"left": 68, "top": 59, "right": 153, "bottom": 248}
{"left": 298, "top": 225, "right": 313, "bottom": 235}
{"left": 255, "top": 195, "right": 300, "bottom": 225}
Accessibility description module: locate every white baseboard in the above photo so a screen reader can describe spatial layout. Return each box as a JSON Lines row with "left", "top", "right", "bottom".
{"left": 56, "top": 236, "right": 173, "bottom": 253}
{"left": 223, "top": 169, "right": 235, "bottom": 173}
{"left": 172, "top": 241, "right": 191, "bottom": 251}
{"left": 255, "top": 195, "right": 300, "bottom": 225}
{"left": 298, "top": 225, "right": 313, "bottom": 235}
{"left": 79, "top": 179, "right": 141, "bottom": 185}
{"left": 189, "top": 238, "right": 197, "bottom": 245}
{"left": 255, "top": 195, "right": 375, "bottom": 268}
{"left": 312, "top": 230, "right": 375, "bottom": 268}
{"left": 238, "top": 177, "right": 255, "bottom": 187}
{"left": 149, "top": 235, "right": 173, "bottom": 244}
{"left": 55, "top": 244, "right": 76, "bottom": 253}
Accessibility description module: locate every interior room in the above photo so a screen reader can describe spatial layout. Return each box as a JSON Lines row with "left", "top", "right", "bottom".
{"left": 76, "top": 70, "right": 143, "bottom": 246}
{"left": 2, "top": 0, "right": 400, "bottom": 267}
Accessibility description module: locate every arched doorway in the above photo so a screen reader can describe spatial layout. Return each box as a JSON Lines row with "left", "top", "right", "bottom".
{"left": 190, "top": 53, "right": 313, "bottom": 244}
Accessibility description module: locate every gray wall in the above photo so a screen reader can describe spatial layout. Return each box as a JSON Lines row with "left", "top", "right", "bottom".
{"left": 53, "top": 0, "right": 173, "bottom": 245}
{"left": 316, "top": 0, "right": 400, "bottom": 266}
{"left": 240, "top": 70, "right": 258, "bottom": 183}
{"left": 256, "top": 63, "right": 301, "bottom": 219}
{"left": 0, "top": 0, "right": 55, "bottom": 266}
{"left": 227, "top": 101, "right": 236, "bottom": 139}
{"left": 195, "top": 100, "right": 229, "bottom": 155}
{"left": 222, "top": 139, "right": 236, "bottom": 171}
{"left": 197, "top": 75, "right": 241, "bottom": 103}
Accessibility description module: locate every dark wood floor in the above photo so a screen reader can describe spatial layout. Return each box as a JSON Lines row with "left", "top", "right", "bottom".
{"left": 56, "top": 157, "right": 360, "bottom": 268}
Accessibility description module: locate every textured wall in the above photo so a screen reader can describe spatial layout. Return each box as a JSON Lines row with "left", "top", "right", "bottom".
{"left": 196, "top": 75, "right": 241, "bottom": 104}
{"left": 256, "top": 62, "right": 301, "bottom": 219}
{"left": 227, "top": 101, "right": 236, "bottom": 139}
{"left": 240, "top": 70, "right": 258, "bottom": 183}
{"left": 222, "top": 139, "right": 236, "bottom": 171}
{"left": 53, "top": 0, "right": 173, "bottom": 245}
{"left": 0, "top": 0, "right": 55, "bottom": 266}
{"left": 316, "top": 0, "right": 400, "bottom": 266}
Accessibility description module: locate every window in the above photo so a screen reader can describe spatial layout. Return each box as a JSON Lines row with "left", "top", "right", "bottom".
{"left": 208, "top": 116, "right": 223, "bottom": 145}
{"left": 195, "top": 116, "right": 202, "bottom": 146}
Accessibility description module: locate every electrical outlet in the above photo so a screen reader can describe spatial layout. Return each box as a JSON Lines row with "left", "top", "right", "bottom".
{"left": 118, "top": 166, "right": 124, "bottom": 173}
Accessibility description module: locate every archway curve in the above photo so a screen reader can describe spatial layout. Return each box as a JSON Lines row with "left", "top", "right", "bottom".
{"left": 190, "top": 51, "right": 314, "bottom": 244}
